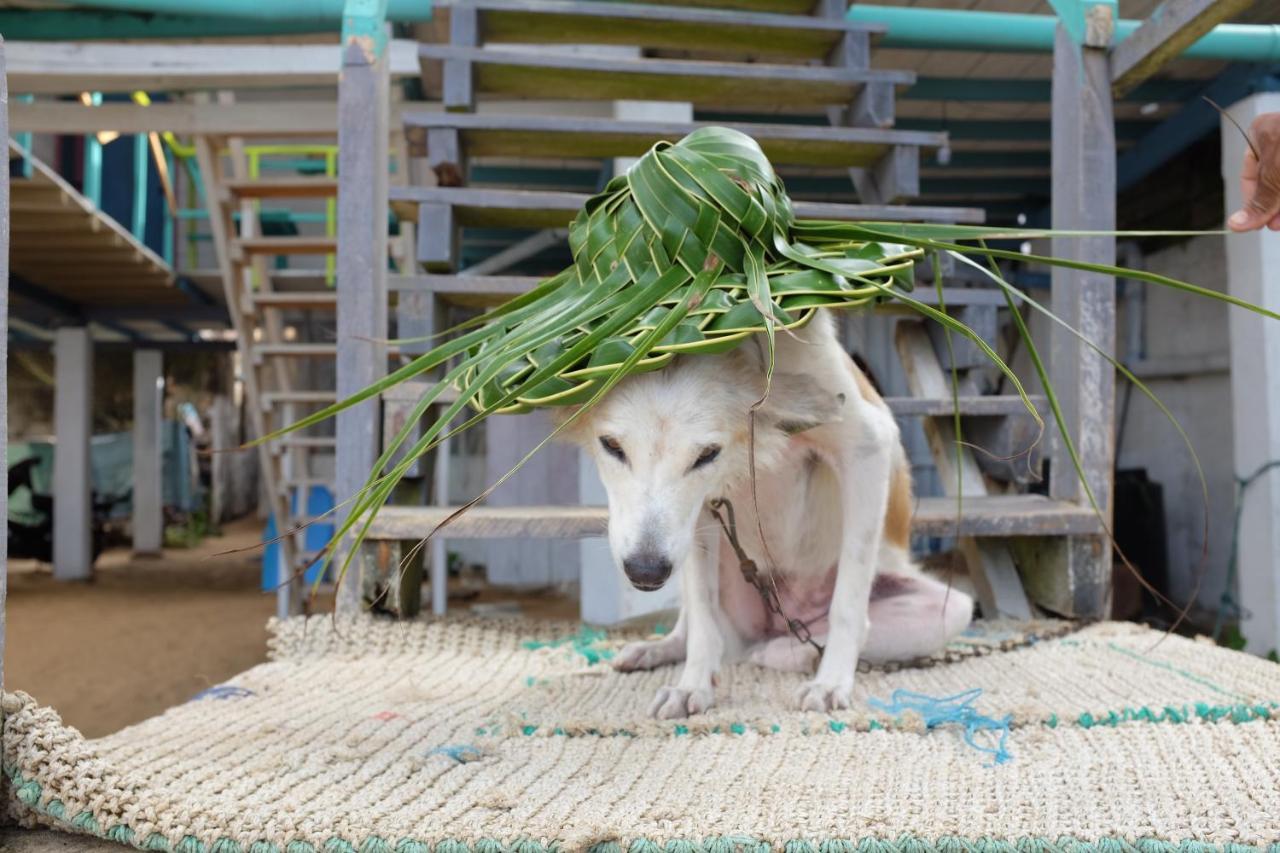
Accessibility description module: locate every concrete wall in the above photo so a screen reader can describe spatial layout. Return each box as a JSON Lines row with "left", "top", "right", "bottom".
{"left": 1114, "top": 236, "right": 1234, "bottom": 614}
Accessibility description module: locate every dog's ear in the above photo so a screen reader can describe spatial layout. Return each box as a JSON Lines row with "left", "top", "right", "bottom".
{"left": 756, "top": 373, "right": 845, "bottom": 435}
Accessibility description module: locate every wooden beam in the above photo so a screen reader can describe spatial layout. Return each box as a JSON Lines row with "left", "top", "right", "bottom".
{"left": 1110, "top": 0, "right": 1254, "bottom": 98}
{"left": 434, "top": 0, "right": 882, "bottom": 59}
{"left": 5, "top": 39, "right": 418, "bottom": 95}
{"left": 10, "top": 101, "right": 352, "bottom": 136}
{"left": 419, "top": 44, "right": 913, "bottom": 110}
{"left": 334, "top": 24, "right": 391, "bottom": 613}
{"left": 362, "top": 495, "right": 1100, "bottom": 541}
{"left": 0, "top": 36, "right": 9, "bottom": 707}
{"left": 1036, "top": 23, "right": 1118, "bottom": 619}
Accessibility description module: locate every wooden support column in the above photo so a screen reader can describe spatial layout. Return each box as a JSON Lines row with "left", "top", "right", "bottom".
{"left": 1, "top": 36, "right": 11, "bottom": 703}
{"left": 1030, "top": 18, "right": 1117, "bottom": 618}
{"left": 335, "top": 1, "right": 390, "bottom": 613}
{"left": 819, "top": 0, "right": 912, "bottom": 203}
{"left": 53, "top": 326, "right": 94, "bottom": 582}
{"left": 132, "top": 349, "right": 164, "bottom": 555}
{"left": 1221, "top": 92, "right": 1280, "bottom": 655}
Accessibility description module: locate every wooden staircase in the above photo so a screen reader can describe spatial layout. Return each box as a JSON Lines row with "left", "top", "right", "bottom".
{"left": 345, "top": 0, "right": 1100, "bottom": 622}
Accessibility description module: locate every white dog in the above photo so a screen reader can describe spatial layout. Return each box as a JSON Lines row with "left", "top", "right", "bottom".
{"left": 563, "top": 310, "right": 973, "bottom": 718}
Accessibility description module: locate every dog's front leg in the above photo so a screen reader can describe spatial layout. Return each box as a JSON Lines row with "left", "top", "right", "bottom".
{"left": 650, "top": 513, "right": 725, "bottom": 719}
{"left": 797, "top": 412, "right": 895, "bottom": 712}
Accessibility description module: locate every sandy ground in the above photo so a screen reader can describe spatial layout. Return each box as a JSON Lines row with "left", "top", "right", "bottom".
{"left": 1, "top": 518, "right": 580, "bottom": 849}
{"left": 4, "top": 517, "right": 580, "bottom": 740}
{"left": 4, "top": 517, "right": 280, "bottom": 739}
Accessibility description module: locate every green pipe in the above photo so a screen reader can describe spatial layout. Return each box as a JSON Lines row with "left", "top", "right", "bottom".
{"left": 42, "top": 0, "right": 429, "bottom": 21}
{"left": 132, "top": 133, "right": 149, "bottom": 240}
{"left": 849, "top": 5, "right": 1280, "bottom": 62}
{"left": 83, "top": 94, "right": 103, "bottom": 208}
{"left": 162, "top": 146, "right": 176, "bottom": 267}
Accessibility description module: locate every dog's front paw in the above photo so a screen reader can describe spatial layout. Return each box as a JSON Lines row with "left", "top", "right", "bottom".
{"left": 649, "top": 685, "right": 714, "bottom": 719}
{"left": 795, "top": 679, "right": 853, "bottom": 713}
{"left": 614, "top": 638, "right": 683, "bottom": 672}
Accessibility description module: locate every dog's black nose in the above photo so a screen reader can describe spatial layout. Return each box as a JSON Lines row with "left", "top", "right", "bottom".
{"left": 622, "top": 552, "right": 673, "bottom": 591}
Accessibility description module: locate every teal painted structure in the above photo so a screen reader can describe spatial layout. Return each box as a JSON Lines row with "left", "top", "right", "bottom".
{"left": 849, "top": 4, "right": 1280, "bottom": 62}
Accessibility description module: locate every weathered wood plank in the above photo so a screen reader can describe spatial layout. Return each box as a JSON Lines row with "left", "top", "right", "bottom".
{"left": 390, "top": 185, "right": 984, "bottom": 226}
{"left": 364, "top": 495, "right": 1100, "bottom": 541}
{"left": 1110, "top": 0, "right": 1254, "bottom": 97}
{"left": 235, "top": 236, "right": 338, "bottom": 257}
{"left": 403, "top": 111, "right": 944, "bottom": 169}
{"left": 420, "top": 44, "right": 913, "bottom": 110}
{"left": 1, "top": 36, "right": 10, "bottom": 704}
{"left": 1039, "top": 23, "right": 1117, "bottom": 619}
{"left": 10, "top": 100, "right": 349, "bottom": 136}
{"left": 334, "top": 30, "right": 391, "bottom": 613}
{"left": 434, "top": 0, "right": 882, "bottom": 59}
{"left": 896, "top": 322, "right": 1032, "bottom": 619}
{"left": 223, "top": 177, "right": 338, "bottom": 200}
{"left": 6, "top": 40, "right": 419, "bottom": 95}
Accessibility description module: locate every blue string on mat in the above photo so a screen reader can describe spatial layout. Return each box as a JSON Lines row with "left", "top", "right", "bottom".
{"left": 867, "top": 688, "right": 1012, "bottom": 765}
{"left": 427, "top": 744, "right": 483, "bottom": 764}
{"left": 188, "top": 686, "right": 255, "bottom": 702}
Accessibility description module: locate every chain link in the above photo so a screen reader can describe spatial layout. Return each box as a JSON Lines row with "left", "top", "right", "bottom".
{"left": 708, "top": 497, "right": 826, "bottom": 656}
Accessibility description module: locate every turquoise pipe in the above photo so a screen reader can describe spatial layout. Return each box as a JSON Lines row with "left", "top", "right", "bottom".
{"left": 40, "top": 0, "right": 430, "bottom": 21}
{"left": 849, "top": 5, "right": 1280, "bottom": 63}
{"left": 132, "top": 134, "right": 148, "bottom": 240}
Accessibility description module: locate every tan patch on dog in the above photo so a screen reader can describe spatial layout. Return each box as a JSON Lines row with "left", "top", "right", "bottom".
{"left": 846, "top": 355, "right": 912, "bottom": 550}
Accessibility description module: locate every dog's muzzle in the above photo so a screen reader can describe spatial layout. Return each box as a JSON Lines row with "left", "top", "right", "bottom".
{"left": 622, "top": 552, "right": 673, "bottom": 591}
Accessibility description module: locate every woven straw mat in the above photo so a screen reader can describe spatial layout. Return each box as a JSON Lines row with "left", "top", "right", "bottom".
{"left": 6, "top": 616, "right": 1280, "bottom": 852}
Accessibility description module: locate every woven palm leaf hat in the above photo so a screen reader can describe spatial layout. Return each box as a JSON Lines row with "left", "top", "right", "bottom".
{"left": 267, "top": 125, "right": 1275, "bottom": 584}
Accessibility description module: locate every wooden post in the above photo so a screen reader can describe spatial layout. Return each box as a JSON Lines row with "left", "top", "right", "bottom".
{"left": 1033, "top": 17, "right": 1117, "bottom": 617}
{"left": 1, "top": 36, "right": 10, "bottom": 705}
{"left": 132, "top": 349, "right": 164, "bottom": 555}
{"left": 335, "top": 0, "right": 390, "bottom": 613}
{"left": 53, "top": 326, "right": 94, "bottom": 582}
{"left": 1221, "top": 92, "right": 1280, "bottom": 655}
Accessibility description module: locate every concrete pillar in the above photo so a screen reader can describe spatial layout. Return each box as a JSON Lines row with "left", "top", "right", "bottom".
{"left": 132, "top": 349, "right": 164, "bottom": 555}
{"left": 1222, "top": 92, "right": 1280, "bottom": 655}
{"left": 53, "top": 327, "right": 94, "bottom": 581}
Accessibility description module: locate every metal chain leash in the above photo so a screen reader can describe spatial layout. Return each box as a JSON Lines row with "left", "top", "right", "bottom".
{"left": 707, "top": 497, "right": 825, "bottom": 656}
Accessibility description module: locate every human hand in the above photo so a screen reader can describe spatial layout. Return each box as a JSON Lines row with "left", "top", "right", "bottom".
{"left": 1228, "top": 112, "right": 1280, "bottom": 232}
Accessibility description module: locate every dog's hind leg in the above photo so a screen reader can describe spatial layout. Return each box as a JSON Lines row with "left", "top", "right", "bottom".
{"left": 861, "top": 573, "right": 973, "bottom": 664}
{"left": 747, "top": 636, "right": 820, "bottom": 673}
{"left": 614, "top": 611, "right": 687, "bottom": 672}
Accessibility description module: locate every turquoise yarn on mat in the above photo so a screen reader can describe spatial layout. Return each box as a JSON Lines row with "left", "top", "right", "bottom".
{"left": 868, "top": 689, "right": 1012, "bottom": 765}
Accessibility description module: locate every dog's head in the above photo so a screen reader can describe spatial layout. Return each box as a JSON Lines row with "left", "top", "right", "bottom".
{"left": 560, "top": 340, "right": 844, "bottom": 591}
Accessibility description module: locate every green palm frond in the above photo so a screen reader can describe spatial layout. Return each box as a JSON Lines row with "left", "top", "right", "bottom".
{"left": 252, "top": 126, "right": 1279, "bottom": 594}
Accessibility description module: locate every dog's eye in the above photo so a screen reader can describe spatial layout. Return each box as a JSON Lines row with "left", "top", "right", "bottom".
{"left": 691, "top": 444, "right": 721, "bottom": 470}
{"left": 599, "top": 435, "right": 626, "bottom": 462}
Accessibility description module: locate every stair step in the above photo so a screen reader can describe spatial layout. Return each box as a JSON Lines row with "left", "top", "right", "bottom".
{"left": 389, "top": 274, "right": 1007, "bottom": 310}
{"left": 256, "top": 343, "right": 403, "bottom": 359}
{"left": 263, "top": 390, "right": 338, "bottom": 406}
{"left": 404, "top": 112, "right": 943, "bottom": 170}
{"left": 390, "top": 186, "right": 984, "bottom": 229}
{"left": 363, "top": 495, "right": 1101, "bottom": 541}
{"left": 273, "top": 436, "right": 337, "bottom": 450}
{"left": 885, "top": 396, "right": 1046, "bottom": 418}
{"left": 235, "top": 236, "right": 337, "bottom": 257}
{"left": 249, "top": 291, "right": 337, "bottom": 310}
{"left": 419, "top": 44, "right": 913, "bottom": 110}
{"left": 433, "top": 0, "right": 882, "bottom": 60}
{"left": 224, "top": 177, "right": 338, "bottom": 200}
